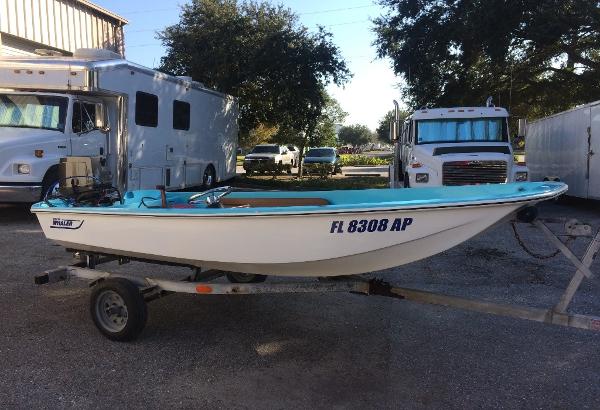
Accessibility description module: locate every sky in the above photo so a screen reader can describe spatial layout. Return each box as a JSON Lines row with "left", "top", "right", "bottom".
{"left": 94, "top": 0, "right": 403, "bottom": 131}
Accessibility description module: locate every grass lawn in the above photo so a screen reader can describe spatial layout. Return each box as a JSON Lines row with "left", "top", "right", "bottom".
{"left": 230, "top": 174, "right": 389, "bottom": 190}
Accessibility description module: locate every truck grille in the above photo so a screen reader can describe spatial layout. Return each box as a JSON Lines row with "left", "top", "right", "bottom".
{"left": 442, "top": 160, "right": 507, "bottom": 186}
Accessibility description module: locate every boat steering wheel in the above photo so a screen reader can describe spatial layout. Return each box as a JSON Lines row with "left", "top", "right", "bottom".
{"left": 187, "top": 186, "right": 233, "bottom": 206}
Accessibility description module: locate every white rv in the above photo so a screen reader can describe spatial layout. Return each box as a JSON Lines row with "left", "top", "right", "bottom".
{"left": 525, "top": 100, "right": 600, "bottom": 199}
{"left": 389, "top": 102, "right": 528, "bottom": 188}
{"left": 0, "top": 49, "right": 237, "bottom": 202}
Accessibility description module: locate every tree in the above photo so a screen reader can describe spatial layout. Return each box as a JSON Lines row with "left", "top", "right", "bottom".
{"left": 338, "top": 124, "right": 373, "bottom": 147}
{"left": 158, "top": 0, "right": 350, "bottom": 148}
{"left": 311, "top": 93, "right": 347, "bottom": 147}
{"left": 375, "top": 109, "right": 408, "bottom": 143}
{"left": 373, "top": 0, "right": 600, "bottom": 120}
{"left": 245, "top": 123, "right": 279, "bottom": 150}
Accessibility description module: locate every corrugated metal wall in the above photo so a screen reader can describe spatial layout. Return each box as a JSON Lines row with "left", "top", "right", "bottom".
{"left": 0, "top": 0, "right": 126, "bottom": 56}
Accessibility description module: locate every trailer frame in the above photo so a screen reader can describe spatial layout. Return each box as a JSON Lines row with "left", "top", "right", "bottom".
{"left": 35, "top": 218, "right": 600, "bottom": 341}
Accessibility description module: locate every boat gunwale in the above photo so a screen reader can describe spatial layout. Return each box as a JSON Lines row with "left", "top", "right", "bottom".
{"left": 30, "top": 184, "right": 567, "bottom": 218}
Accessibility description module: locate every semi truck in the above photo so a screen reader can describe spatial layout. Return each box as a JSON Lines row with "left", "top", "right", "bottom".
{"left": 389, "top": 101, "right": 528, "bottom": 188}
{"left": 0, "top": 49, "right": 238, "bottom": 202}
{"left": 525, "top": 100, "right": 600, "bottom": 199}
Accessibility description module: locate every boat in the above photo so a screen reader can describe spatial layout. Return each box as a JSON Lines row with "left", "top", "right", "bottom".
{"left": 31, "top": 182, "right": 567, "bottom": 277}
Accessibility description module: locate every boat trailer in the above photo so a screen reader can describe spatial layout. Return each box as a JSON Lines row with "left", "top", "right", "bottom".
{"left": 35, "top": 218, "right": 600, "bottom": 341}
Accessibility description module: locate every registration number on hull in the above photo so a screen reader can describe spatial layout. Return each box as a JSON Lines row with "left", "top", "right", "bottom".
{"left": 330, "top": 218, "right": 412, "bottom": 234}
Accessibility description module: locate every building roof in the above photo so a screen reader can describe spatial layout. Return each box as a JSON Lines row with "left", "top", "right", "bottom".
{"left": 77, "top": 0, "right": 129, "bottom": 24}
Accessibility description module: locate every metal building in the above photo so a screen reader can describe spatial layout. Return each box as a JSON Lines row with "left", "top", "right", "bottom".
{"left": 0, "top": 0, "right": 128, "bottom": 57}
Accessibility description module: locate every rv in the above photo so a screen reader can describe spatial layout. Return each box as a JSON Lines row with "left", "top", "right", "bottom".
{"left": 389, "top": 101, "right": 528, "bottom": 188}
{"left": 0, "top": 49, "right": 238, "bottom": 202}
{"left": 525, "top": 100, "right": 600, "bottom": 199}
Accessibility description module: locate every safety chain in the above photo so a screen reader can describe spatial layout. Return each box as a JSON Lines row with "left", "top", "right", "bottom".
{"left": 511, "top": 222, "right": 572, "bottom": 260}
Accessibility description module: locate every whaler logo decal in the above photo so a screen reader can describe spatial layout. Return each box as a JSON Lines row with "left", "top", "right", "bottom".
{"left": 50, "top": 217, "right": 84, "bottom": 230}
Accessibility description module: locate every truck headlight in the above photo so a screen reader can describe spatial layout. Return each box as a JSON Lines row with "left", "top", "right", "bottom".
{"left": 17, "top": 164, "right": 31, "bottom": 174}
{"left": 415, "top": 173, "right": 429, "bottom": 183}
{"left": 515, "top": 171, "right": 528, "bottom": 181}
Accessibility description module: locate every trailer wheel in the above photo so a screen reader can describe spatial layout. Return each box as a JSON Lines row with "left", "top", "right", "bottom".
{"left": 226, "top": 272, "right": 267, "bottom": 283}
{"left": 90, "top": 278, "right": 147, "bottom": 342}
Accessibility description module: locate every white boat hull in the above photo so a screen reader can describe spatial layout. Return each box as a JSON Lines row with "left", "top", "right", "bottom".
{"left": 34, "top": 202, "right": 523, "bottom": 277}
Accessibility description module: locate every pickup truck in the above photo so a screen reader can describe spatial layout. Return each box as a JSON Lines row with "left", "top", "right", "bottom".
{"left": 243, "top": 144, "right": 293, "bottom": 174}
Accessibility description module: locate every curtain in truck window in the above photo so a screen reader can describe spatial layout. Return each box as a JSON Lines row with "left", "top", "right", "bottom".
{"left": 0, "top": 94, "right": 67, "bottom": 132}
{"left": 417, "top": 118, "right": 506, "bottom": 143}
{"left": 135, "top": 92, "right": 158, "bottom": 127}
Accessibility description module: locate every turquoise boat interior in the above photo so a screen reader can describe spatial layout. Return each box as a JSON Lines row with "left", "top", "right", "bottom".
{"left": 31, "top": 182, "right": 567, "bottom": 215}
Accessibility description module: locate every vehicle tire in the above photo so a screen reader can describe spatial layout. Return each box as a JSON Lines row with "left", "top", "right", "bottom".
{"left": 226, "top": 272, "right": 267, "bottom": 283}
{"left": 286, "top": 164, "right": 292, "bottom": 174}
{"left": 90, "top": 278, "right": 147, "bottom": 342}
{"left": 403, "top": 172, "right": 410, "bottom": 188}
{"left": 40, "top": 166, "right": 59, "bottom": 200}
{"left": 203, "top": 165, "right": 216, "bottom": 189}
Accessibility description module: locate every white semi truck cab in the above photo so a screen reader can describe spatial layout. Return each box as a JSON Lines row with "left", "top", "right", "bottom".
{"left": 0, "top": 92, "right": 109, "bottom": 202}
{"left": 389, "top": 103, "right": 528, "bottom": 188}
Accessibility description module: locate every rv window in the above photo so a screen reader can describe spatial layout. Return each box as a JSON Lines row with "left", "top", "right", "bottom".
{"left": 173, "top": 100, "right": 190, "bottom": 130}
{"left": 135, "top": 92, "right": 158, "bottom": 127}
{"left": 72, "top": 101, "right": 99, "bottom": 134}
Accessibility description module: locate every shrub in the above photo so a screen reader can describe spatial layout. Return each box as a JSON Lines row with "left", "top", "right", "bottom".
{"left": 338, "top": 154, "right": 392, "bottom": 167}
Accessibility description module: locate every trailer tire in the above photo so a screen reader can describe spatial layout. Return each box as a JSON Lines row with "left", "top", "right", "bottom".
{"left": 226, "top": 272, "right": 267, "bottom": 283}
{"left": 203, "top": 165, "right": 216, "bottom": 189}
{"left": 40, "top": 166, "right": 59, "bottom": 200}
{"left": 90, "top": 278, "right": 147, "bottom": 342}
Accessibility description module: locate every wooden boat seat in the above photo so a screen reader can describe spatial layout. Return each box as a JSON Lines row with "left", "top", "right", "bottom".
{"left": 220, "top": 197, "right": 330, "bottom": 208}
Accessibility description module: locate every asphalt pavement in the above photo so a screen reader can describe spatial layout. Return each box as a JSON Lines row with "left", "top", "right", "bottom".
{"left": 0, "top": 199, "right": 599, "bottom": 409}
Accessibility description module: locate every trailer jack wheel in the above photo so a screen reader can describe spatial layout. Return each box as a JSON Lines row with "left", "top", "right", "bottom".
{"left": 90, "top": 278, "right": 147, "bottom": 342}
{"left": 226, "top": 272, "right": 267, "bottom": 283}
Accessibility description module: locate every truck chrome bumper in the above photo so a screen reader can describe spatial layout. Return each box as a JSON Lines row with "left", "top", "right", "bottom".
{"left": 0, "top": 184, "right": 42, "bottom": 203}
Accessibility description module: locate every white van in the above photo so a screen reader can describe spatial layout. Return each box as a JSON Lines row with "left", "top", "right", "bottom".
{"left": 0, "top": 49, "right": 237, "bottom": 202}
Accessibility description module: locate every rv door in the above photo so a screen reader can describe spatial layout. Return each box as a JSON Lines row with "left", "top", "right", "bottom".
{"left": 70, "top": 99, "right": 108, "bottom": 170}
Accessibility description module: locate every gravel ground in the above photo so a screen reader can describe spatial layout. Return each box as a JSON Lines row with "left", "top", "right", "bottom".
{"left": 0, "top": 198, "right": 599, "bottom": 409}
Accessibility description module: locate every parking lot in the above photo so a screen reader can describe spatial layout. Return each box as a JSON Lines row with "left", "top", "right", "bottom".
{"left": 1, "top": 198, "right": 599, "bottom": 409}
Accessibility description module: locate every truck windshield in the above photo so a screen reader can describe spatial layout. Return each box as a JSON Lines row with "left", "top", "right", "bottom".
{"left": 416, "top": 118, "right": 507, "bottom": 144}
{"left": 251, "top": 146, "right": 280, "bottom": 154}
{"left": 0, "top": 94, "right": 68, "bottom": 132}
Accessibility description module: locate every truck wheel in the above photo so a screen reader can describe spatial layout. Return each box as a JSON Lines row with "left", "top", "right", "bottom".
{"left": 226, "top": 272, "right": 267, "bottom": 283}
{"left": 203, "top": 165, "right": 216, "bottom": 189}
{"left": 286, "top": 164, "right": 292, "bottom": 174}
{"left": 40, "top": 167, "right": 59, "bottom": 200}
{"left": 90, "top": 278, "right": 147, "bottom": 342}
